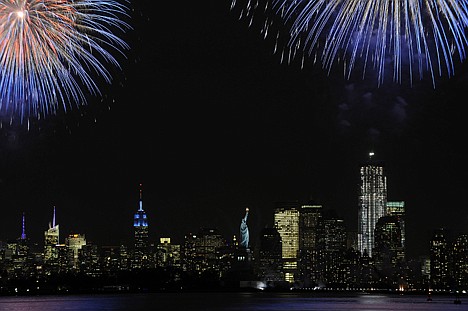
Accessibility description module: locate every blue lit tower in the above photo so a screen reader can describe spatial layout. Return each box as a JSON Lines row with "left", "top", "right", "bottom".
{"left": 358, "top": 152, "right": 387, "bottom": 258}
{"left": 16, "top": 212, "right": 30, "bottom": 262}
{"left": 21, "top": 212, "right": 26, "bottom": 240}
{"left": 133, "top": 184, "right": 149, "bottom": 269}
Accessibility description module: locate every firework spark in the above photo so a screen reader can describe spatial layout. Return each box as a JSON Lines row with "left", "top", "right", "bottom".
{"left": 0, "top": 0, "right": 131, "bottom": 123}
{"left": 232, "top": 0, "right": 468, "bottom": 87}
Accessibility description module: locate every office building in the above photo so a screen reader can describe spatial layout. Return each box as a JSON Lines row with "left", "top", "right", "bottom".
{"left": 373, "top": 215, "right": 404, "bottom": 274}
{"left": 386, "top": 201, "right": 406, "bottom": 252}
{"left": 430, "top": 228, "right": 449, "bottom": 290}
{"left": 298, "top": 203, "right": 322, "bottom": 286}
{"left": 65, "top": 233, "right": 86, "bottom": 269}
{"left": 44, "top": 207, "right": 59, "bottom": 264}
{"left": 274, "top": 201, "right": 300, "bottom": 283}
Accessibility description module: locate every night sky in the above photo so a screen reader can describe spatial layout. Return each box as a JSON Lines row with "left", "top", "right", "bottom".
{"left": 0, "top": 1, "right": 467, "bottom": 260}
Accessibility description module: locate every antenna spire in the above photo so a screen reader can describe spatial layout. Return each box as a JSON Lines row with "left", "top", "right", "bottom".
{"left": 52, "top": 206, "right": 56, "bottom": 228}
{"left": 139, "top": 183, "right": 143, "bottom": 211}
{"left": 21, "top": 212, "right": 26, "bottom": 240}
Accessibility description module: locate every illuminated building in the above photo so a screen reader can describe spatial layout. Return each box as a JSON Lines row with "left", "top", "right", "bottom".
{"left": 420, "top": 255, "right": 431, "bottom": 278}
{"left": 373, "top": 215, "right": 404, "bottom": 279}
{"left": 17, "top": 212, "right": 29, "bottom": 259}
{"left": 274, "top": 201, "right": 300, "bottom": 284}
{"left": 119, "top": 244, "right": 129, "bottom": 271}
{"left": 65, "top": 233, "right": 86, "bottom": 269}
{"left": 386, "top": 201, "right": 406, "bottom": 252}
{"left": 101, "top": 245, "right": 123, "bottom": 272}
{"left": 78, "top": 243, "right": 100, "bottom": 276}
{"left": 133, "top": 184, "right": 149, "bottom": 269}
{"left": 195, "top": 228, "right": 225, "bottom": 272}
{"left": 430, "top": 228, "right": 449, "bottom": 290}
{"left": 321, "top": 210, "right": 347, "bottom": 286}
{"left": 3, "top": 213, "right": 31, "bottom": 279}
{"left": 298, "top": 203, "right": 322, "bottom": 287}
{"left": 358, "top": 152, "right": 387, "bottom": 257}
{"left": 182, "top": 228, "right": 225, "bottom": 274}
{"left": 156, "top": 238, "right": 181, "bottom": 268}
{"left": 451, "top": 234, "right": 468, "bottom": 290}
{"left": 44, "top": 206, "right": 59, "bottom": 264}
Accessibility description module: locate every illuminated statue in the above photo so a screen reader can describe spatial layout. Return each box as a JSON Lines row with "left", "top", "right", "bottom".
{"left": 240, "top": 208, "right": 249, "bottom": 249}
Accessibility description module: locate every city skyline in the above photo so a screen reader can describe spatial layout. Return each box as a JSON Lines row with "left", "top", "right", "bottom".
{"left": 1, "top": 175, "right": 466, "bottom": 294}
{"left": 0, "top": 162, "right": 464, "bottom": 263}
{"left": 0, "top": 1, "right": 467, "bottom": 262}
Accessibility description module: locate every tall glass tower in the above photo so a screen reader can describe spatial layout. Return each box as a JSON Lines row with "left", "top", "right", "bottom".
{"left": 358, "top": 152, "right": 387, "bottom": 257}
{"left": 133, "top": 184, "right": 149, "bottom": 268}
{"left": 44, "top": 206, "right": 59, "bottom": 262}
{"left": 274, "top": 201, "right": 300, "bottom": 284}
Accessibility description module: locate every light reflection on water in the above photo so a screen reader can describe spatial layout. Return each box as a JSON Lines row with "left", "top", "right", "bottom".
{"left": 0, "top": 292, "right": 465, "bottom": 311}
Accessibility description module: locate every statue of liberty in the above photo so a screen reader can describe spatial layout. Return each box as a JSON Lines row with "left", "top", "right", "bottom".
{"left": 240, "top": 207, "right": 249, "bottom": 249}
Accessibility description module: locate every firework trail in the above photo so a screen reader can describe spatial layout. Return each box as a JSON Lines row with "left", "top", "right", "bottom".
{"left": 0, "top": 0, "right": 131, "bottom": 123}
{"left": 231, "top": 0, "right": 468, "bottom": 86}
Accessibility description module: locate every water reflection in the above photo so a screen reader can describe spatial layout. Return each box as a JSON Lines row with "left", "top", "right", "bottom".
{"left": 0, "top": 292, "right": 465, "bottom": 311}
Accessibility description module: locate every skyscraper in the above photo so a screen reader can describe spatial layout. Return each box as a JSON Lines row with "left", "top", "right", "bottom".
{"left": 358, "top": 152, "right": 387, "bottom": 257}
{"left": 451, "top": 234, "right": 468, "bottom": 290}
{"left": 274, "top": 201, "right": 300, "bottom": 284}
{"left": 65, "top": 233, "right": 86, "bottom": 269}
{"left": 321, "top": 210, "right": 347, "bottom": 286}
{"left": 133, "top": 184, "right": 149, "bottom": 269}
{"left": 373, "top": 215, "right": 404, "bottom": 274}
{"left": 257, "top": 227, "right": 283, "bottom": 283}
{"left": 430, "top": 228, "right": 449, "bottom": 290}
{"left": 298, "top": 203, "right": 322, "bottom": 286}
{"left": 386, "top": 201, "right": 406, "bottom": 253}
{"left": 44, "top": 206, "right": 59, "bottom": 263}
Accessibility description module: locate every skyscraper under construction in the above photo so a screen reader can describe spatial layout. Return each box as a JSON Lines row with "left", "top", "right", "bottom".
{"left": 358, "top": 152, "right": 387, "bottom": 258}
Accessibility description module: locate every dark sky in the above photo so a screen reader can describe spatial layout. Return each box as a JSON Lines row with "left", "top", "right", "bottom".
{"left": 0, "top": 1, "right": 467, "bottom": 259}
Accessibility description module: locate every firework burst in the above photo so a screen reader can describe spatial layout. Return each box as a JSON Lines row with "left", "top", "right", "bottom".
{"left": 232, "top": 0, "right": 468, "bottom": 87}
{"left": 0, "top": 0, "right": 131, "bottom": 123}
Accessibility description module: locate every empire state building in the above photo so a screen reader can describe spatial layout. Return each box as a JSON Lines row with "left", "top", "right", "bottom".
{"left": 133, "top": 184, "right": 149, "bottom": 269}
